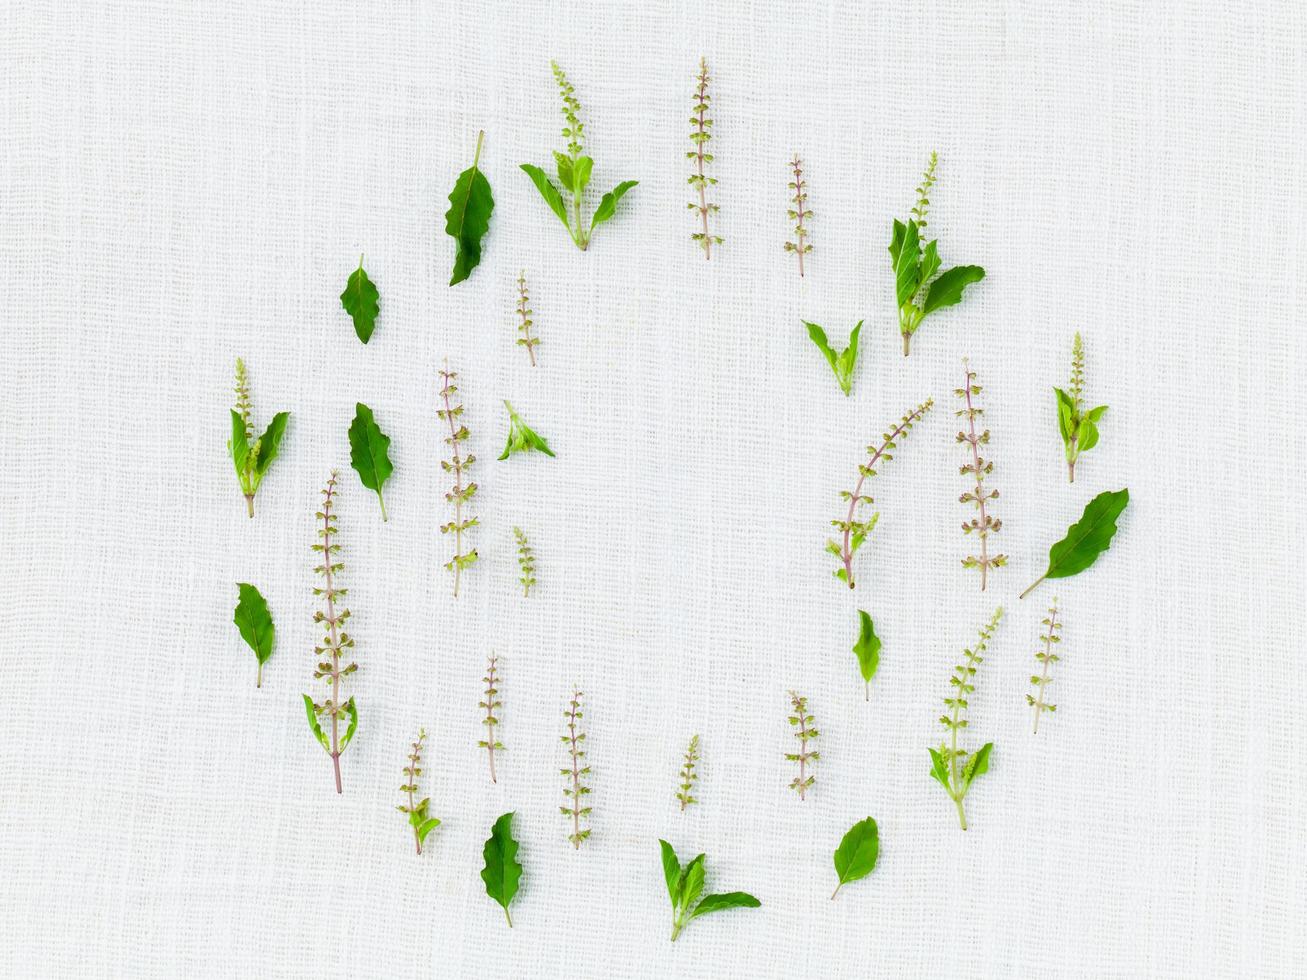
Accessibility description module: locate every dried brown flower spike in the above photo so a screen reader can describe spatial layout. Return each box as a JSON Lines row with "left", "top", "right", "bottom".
{"left": 784, "top": 155, "right": 812, "bottom": 276}
{"left": 955, "top": 361, "right": 1006, "bottom": 589}
{"left": 561, "top": 689, "right": 592, "bottom": 848}
{"left": 438, "top": 362, "right": 478, "bottom": 596}
{"left": 515, "top": 272, "right": 540, "bottom": 366}
{"left": 786, "top": 692, "right": 819, "bottom": 800}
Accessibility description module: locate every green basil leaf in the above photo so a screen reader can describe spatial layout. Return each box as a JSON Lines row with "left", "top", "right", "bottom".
{"left": 680, "top": 854, "right": 706, "bottom": 915}
{"left": 572, "top": 155, "right": 593, "bottom": 196}
{"left": 803, "top": 320, "right": 862, "bottom": 396}
{"left": 688, "top": 891, "right": 761, "bottom": 920}
{"left": 498, "top": 400, "right": 555, "bottom": 460}
{"left": 302, "top": 694, "right": 329, "bottom": 752}
{"left": 659, "top": 839, "right": 681, "bottom": 904}
{"left": 233, "top": 583, "right": 275, "bottom": 684}
{"left": 338, "top": 697, "right": 358, "bottom": 752}
{"left": 520, "top": 164, "right": 570, "bottom": 231}
{"left": 890, "top": 219, "right": 921, "bottom": 308}
{"left": 340, "top": 256, "right": 380, "bottom": 344}
{"left": 1078, "top": 417, "right": 1100, "bottom": 452}
{"left": 1023, "top": 488, "right": 1129, "bottom": 598}
{"left": 348, "top": 402, "right": 394, "bottom": 521}
{"left": 852, "top": 610, "right": 881, "bottom": 691}
{"left": 481, "top": 812, "right": 523, "bottom": 927}
{"left": 832, "top": 816, "right": 880, "bottom": 897}
{"left": 928, "top": 747, "right": 951, "bottom": 790}
{"left": 230, "top": 410, "right": 250, "bottom": 476}
{"left": 590, "top": 180, "right": 638, "bottom": 233}
{"left": 919, "top": 238, "right": 941, "bottom": 285}
{"left": 416, "top": 817, "right": 441, "bottom": 846}
{"left": 1053, "top": 387, "right": 1075, "bottom": 446}
{"left": 962, "top": 742, "right": 993, "bottom": 788}
{"left": 922, "top": 264, "right": 985, "bottom": 316}
{"left": 255, "top": 412, "right": 289, "bottom": 476}
{"left": 444, "top": 131, "right": 495, "bottom": 286}
{"left": 553, "top": 151, "right": 575, "bottom": 193}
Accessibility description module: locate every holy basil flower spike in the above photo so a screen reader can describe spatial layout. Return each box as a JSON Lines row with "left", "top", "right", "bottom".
{"left": 228, "top": 358, "right": 289, "bottom": 518}
{"left": 498, "top": 401, "right": 555, "bottom": 460}
{"left": 520, "top": 61, "right": 638, "bottom": 250}
{"left": 888, "top": 153, "right": 984, "bottom": 356}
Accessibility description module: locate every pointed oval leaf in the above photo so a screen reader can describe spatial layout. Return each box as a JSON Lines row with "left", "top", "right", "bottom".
{"left": 229, "top": 409, "right": 250, "bottom": 475}
{"left": 852, "top": 610, "right": 881, "bottom": 685}
{"left": 832, "top": 816, "right": 880, "bottom": 893}
{"left": 340, "top": 258, "right": 380, "bottom": 343}
{"left": 962, "top": 741, "right": 993, "bottom": 788}
{"left": 481, "top": 812, "right": 523, "bottom": 925}
{"left": 927, "top": 747, "right": 951, "bottom": 790}
{"left": 445, "top": 133, "right": 495, "bottom": 286}
{"left": 348, "top": 402, "right": 394, "bottom": 519}
{"left": 590, "top": 180, "right": 638, "bottom": 233}
{"left": 1042, "top": 488, "right": 1129, "bottom": 581}
{"left": 302, "top": 694, "right": 329, "bottom": 752}
{"left": 520, "top": 164, "right": 570, "bottom": 231}
{"left": 255, "top": 412, "right": 290, "bottom": 476}
{"left": 688, "top": 891, "right": 761, "bottom": 920}
{"left": 890, "top": 219, "right": 921, "bottom": 308}
{"left": 233, "top": 582, "right": 275, "bottom": 667}
{"left": 416, "top": 817, "right": 441, "bottom": 845}
{"left": 658, "top": 840, "right": 681, "bottom": 904}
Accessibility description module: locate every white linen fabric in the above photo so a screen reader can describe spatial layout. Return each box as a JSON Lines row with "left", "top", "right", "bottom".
{"left": 3, "top": 1, "right": 1304, "bottom": 977}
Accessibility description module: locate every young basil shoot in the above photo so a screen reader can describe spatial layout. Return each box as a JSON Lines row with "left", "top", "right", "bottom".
{"left": 1019, "top": 488, "right": 1129, "bottom": 599}
{"left": 444, "top": 130, "right": 494, "bottom": 286}
{"left": 888, "top": 153, "right": 985, "bottom": 356}
{"left": 396, "top": 729, "right": 441, "bottom": 855}
{"left": 520, "top": 62, "right": 638, "bottom": 251}
{"left": 929, "top": 607, "right": 1002, "bottom": 830}
{"left": 1054, "top": 332, "right": 1108, "bottom": 482}
{"left": 228, "top": 358, "right": 289, "bottom": 518}
{"left": 302, "top": 473, "right": 359, "bottom": 794}
{"left": 658, "top": 840, "right": 760, "bottom": 942}
{"left": 233, "top": 582, "right": 275, "bottom": 688}
{"left": 498, "top": 401, "right": 555, "bottom": 460}
{"left": 347, "top": 402, "right": 394, "bottom": 521}
{"left": 804, "top": 320, "right": 862, "bottom": 396}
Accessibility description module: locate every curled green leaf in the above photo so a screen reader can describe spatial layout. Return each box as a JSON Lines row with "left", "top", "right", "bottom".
{"left": 498, "top": 400, "right": 555, "bottom": 460}
{"left": 233, "top": 582, "right": 275, "bottom": 687}
{"left": 445, "top": 130, "right": 495, "bottom": 286}
{"left": 340, "top": 256, "right": 379, "bottom": 343}
{"left": 302, "top": 694, "right": 329, "bottom": 753}
{"left": 1020, "top": 488, "right": 1129, "bottom": 599}
{"left": 348, "top": 402, "right": 394, "bottom": 521}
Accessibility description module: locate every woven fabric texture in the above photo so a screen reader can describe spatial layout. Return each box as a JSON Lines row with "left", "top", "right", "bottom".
{"left": 3, "top": 1, "right": 1304, "bottom": 977}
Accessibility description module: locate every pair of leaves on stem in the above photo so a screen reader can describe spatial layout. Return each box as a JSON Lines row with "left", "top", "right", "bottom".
{"left": 804, "top": 320, "right": 862, "bottom": 396}
{"left": 233, "top": 583, "right": 274, "bottom": 687}
{"left": 348, "top": 403, "right": 394, "bottom": 521}
{"left": 928, "top": 742, "right": 993, "bottom": 798}
{"left": 499, "top": 401, "right": 555, "bottom": 460}
{"left": 301, "top": 695, "right": 359, "bottom": 756}
{"left": 521, "top": 161, "right": 637, "bottom": 251}
{"left": 659, "top": 840, "right": 760, "bottom": 942}
{"left": 831, "top": 816, "right": 880, "bottom": 899}
{"left": 1054, "top": 389, "right": 1107, "bottom": 473}
{"left": 1021, "top": 488, "right": 1129, "bottom": 599}
{"left": 888, "top": 217, "right": 984, "bottom": 356}
{"left": 481, "top": 812, "right": 523, "bottom": 927}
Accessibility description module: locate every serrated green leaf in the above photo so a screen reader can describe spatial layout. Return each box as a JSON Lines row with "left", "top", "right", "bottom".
{"left": 445, "top": 131, "right": 495, "bottom": 286}
{"left": 255, "top": 412, "right": 289, "bottom": 476}
{"left": 590, "top": 180, "right": 638, "bottom": 233}
{"left": 890, "top": 219, "right": 921, "bottom": 308}
{"left": 481, "top": 812, "right": 523, "bottom": 927}
{"left": 340, "top": 256, "right": 380, "bottom": 344}
{"left": 302, "top": 694, "right": 329, "bottom": 753}
{"left": 1022, "top": 489, "right": 1129, "bottom": 598}
{"left": 680, "top": 854, "right": 706, "bottom": 915}
{"left": 922, "top": 264, "right": 985, "bottom": 315}
{"left": 233, "top": 583, "right": 274, "bottom": 685}
{"left": 688, "top": 891, "right": 761, "bottom": 920}
{"left": 1053, "top": 387, "right": 1075, "bottom": 446}
{"left": 919, "top": 238, "right": 941, "bottom": 284}
{"left": 338, "top": 697, "right": 358, "bottom": 753}
{"left": 962, "top": 741, "right": 993, "bottom": 788}
{"left": 852, "top": 610, "right": 881, "bottom": 692}
{"left": 831, "top": 816, "right": 879, "bottom": 897}
{"left": 348, "top": 402, "right": 394, "bottom": 520}
{"left": 498, "top": 400, "right": 555, "bottom": 460}
{"left": 928, "top": 747, "right": 951, "bottom": 790}
{"left": 229, "top": 410, "right": 250, "bottom": 477}
{"left": 520, "top": 164, "right": 571, "bottom": 232}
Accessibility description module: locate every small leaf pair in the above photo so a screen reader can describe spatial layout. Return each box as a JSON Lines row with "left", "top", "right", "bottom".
{"left": 804, "top": 320, "right": 862, "bottom": 396}
{"left": 520, "top": 62, "right": 638, "bottom": 251}
{"left": 659, "top": 840, "right": 760, "bottom": 942}
{"left": 499, "top": 401, "right": 555, "bottom": 460}
{"left": 888, "top": 154, "right": 985, "bottom": 356}
{"left": 233, "top": 582, "right": 275, "bottom": 688}
{"left": 228, "top": 358, "right": 289, "bottom": 518}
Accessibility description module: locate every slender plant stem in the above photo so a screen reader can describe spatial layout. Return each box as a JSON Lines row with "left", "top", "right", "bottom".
{"left": 256, "top": 661, "right": 263, "bottom": 689}
{"left": 839, "top": 409, "right": 928, "bottom": 588}
{"left": 962, "top": 363, "right": 991, "bottom": 591}
{"left": 791, "top": 155, "right": 807, "bottom": 277}
{"left": 245, "top": 494, "right": 255, "bottom": 518}
{"left": 440, "top": 361, "right": 466, "bottom": 598}
{"left": 483, "top": 654, "right": 499, "bottom": 784}
{"left": 1019, "top": 575, "right": 1046, "bottom": 601}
